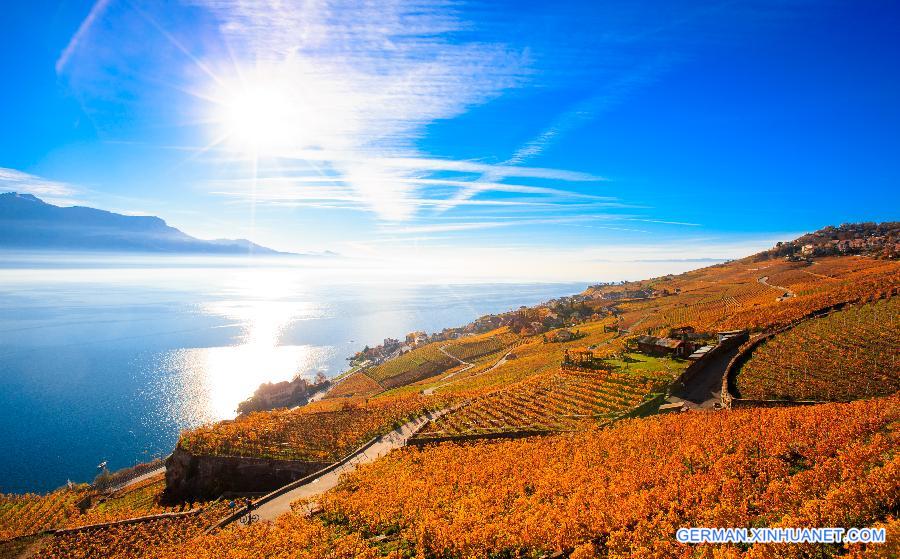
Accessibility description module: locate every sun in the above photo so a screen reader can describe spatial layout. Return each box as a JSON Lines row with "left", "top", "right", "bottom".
{"left": 218, "top": 80, "right": 297, "bottom": 155}
{"left": 207, "top": 67, "right": 333, "bottom": 157}
{"left": 201, "top": 62, "right": 355, "bottom": 159}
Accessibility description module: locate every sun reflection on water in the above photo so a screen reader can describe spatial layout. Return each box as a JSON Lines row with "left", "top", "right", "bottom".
{"left": 157, "top": 271, "right": 334, "bottom": 424}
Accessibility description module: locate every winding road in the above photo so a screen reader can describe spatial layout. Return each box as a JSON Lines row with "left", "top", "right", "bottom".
{"left": 421, "top": 346, "right": 475, "bottom": 395}
{"left": 422, "top": 343, "right": 521, "bottom": 396}
{"left": 758, "top": 276, "right": 795, "bottom": 299}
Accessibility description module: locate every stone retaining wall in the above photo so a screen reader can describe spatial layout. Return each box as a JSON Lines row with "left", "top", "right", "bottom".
{"left": 720, "top": 331, "right": 780, "bottom": 409}
{"left": 208, "top": 434, "right": 380, "bottom": 532}
{"left": 165, "top": 448, "right": 329, "bottom": 500}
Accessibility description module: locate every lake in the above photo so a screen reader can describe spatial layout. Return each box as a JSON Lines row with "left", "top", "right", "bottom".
{"left": 0, "top": 253, "right": 583, "bottom": 493}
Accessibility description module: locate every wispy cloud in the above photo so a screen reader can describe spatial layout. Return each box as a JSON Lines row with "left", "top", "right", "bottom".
{"left": 185, "top": 0, "right": 536, "bottom": 220}
{"left": 436, "top": 56, "right": 674, "bottom": 213}
{"left": 56, "top": 0, "right": 112, "bottom": 75}
{"left": 383, "top": 214, "right": 660, "bottom": 235}
{"left": 50, "top": 0, "right": 628, "bottom": 225}
{"left": 209, "top": 174, "right": 610, "bottom": 200}
{"left": 52, "top": 0, "right": 779, "bottom": 244}
{"left": 507, "top": 57, "right": 672, "bottom": 165}
{"left": 0, "top": 168, "right": 83, "bottom": 205}
{"left": 207, "top": 174, "right": 633, "bottom": 223}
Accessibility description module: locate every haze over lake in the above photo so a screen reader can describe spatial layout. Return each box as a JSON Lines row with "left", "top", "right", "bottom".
{"left": 0, "top": 253, "right": 582, "bottom": 493}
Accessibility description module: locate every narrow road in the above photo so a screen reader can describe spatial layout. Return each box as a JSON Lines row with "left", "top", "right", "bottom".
{"left": 422, "top": 343, "right": 520, "bottom": 396}
{"left": 437, "top": 345, "right": 474, "bottom": 376}
{"left": 669, "top": 343, "right": 742, "bottom": 410}
{"left": 253, "top": 411, "right": 442, "bottom": 522}
{"left": 421, "top": 346, "right": 475, "bottom": 395}
{"left": 758, "top": 276, "right": 795, "bottom": 298}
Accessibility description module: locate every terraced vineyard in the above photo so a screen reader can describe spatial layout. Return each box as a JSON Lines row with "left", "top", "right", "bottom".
{"left": 426, "top": 321, "right": 621, "bottom": 396}
{"left": 68, "top": 475, "right": 183, "bottom": 527}
{"left": 587, "top": 255, "right": 899, "bottom": 334}
{"left": 735, "top": 297, "right": 900, "bottom": 401}
{"left": 415, "top": 368, "right": 661, "bottom": 439}
{"left": 365, "top": 344, "right": 458, "bottom": 389}
{"left": 178, "top": 394, "right": 447, "bottom": 461}
{"left": 0, "top": 475, "right": 216, "bottom": 545}
{"left": 366, "top": 330, "right": 521, "bottom": 390}
{"left": 441, "top": 331, "right": 519, "bottom": 362}
{"left": 324, "top": 370, "right": 383, "bottom": 399}
{"left": 39, "top": 501, "right": 230, "bottom": 559}
{"left": 0, "top": 487, "right": 86, "bottom": 540}
{"left": 322, "top": 396, "right": 900, "bottom": 559}
{"left": 652, "top": 281, "right": 775, "bottom": 334}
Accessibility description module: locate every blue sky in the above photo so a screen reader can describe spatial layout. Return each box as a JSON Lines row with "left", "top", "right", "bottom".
{"left": 1, "top": 0, "right": 898, "bottom": 280}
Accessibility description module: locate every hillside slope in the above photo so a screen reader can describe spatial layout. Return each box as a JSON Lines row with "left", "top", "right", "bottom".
{"left": 22, "top": 397, "right": 893, "bottom": 559}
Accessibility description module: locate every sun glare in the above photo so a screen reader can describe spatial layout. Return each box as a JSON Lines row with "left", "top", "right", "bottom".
{"left": 207, "top": 64, "right": 349, "bottom": 158}
{"left": 219, "top": 82, "right": 297, "bottom": 154}
{"left": 162, "top": 271, "right": 332, "bottom": 421}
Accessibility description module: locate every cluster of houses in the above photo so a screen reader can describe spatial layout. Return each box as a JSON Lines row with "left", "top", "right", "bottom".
{"left": 545, "top": 328, "right": 581, "bottom": 343}
{"left": 236, "top": 373, "right": 330, "bottom": 414}
{"left": 505, "top": 296, "right": 611, "bottom": 336}
{"left": 630, "top": 326, "right": 707, "bottom": 359}
{"left": 350, "top": 324, "right": 488, "bottom": 368}
{"left": 349, "top": 337, "right": 406, "bottom": 367}
{"left": 796, "top": 236, "right": 898, "bottom": 258}
{"left": 769, "top": 222, "right": 899, "bottom": 261}
{"left": 594, "top": 288, "right": 656, "bottom": 300}
{"left": 631, "top": 327, "right": 748, "bottom": 360}
{"left": 587, "top": 280, "right": 680, "bottom": 301}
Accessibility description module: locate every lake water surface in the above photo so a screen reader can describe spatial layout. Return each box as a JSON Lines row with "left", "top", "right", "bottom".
{"left": 0, "top": 254, "right": 582, "bottom": 493}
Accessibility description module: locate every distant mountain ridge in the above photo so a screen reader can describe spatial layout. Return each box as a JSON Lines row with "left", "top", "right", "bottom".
{"left": 0, "top": 192, "right": 292, "bottom": 255}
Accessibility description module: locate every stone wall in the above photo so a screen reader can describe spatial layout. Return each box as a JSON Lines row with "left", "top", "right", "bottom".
{"left": 721, "top": 331, "right": 779, "bottom": 409}
{"left": 164, "top": 448, "right": 329, "bottom": 500}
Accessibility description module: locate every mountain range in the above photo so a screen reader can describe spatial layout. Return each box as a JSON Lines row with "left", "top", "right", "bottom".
{"left": 0, "top": 192, "right": 293, "bottom": 255}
